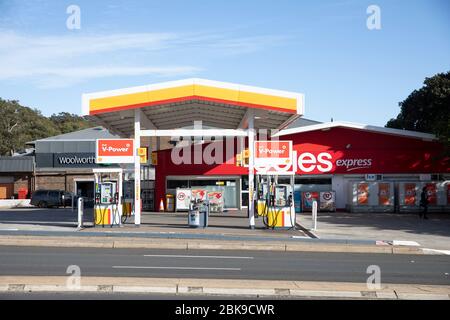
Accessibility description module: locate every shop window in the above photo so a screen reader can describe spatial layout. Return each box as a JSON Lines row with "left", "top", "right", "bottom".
{"left": 167, "top": 180, "right": 189, "bottom": 189}
{"left": 295, "top": 178, "right": 332, "bottom": 185}
{"left": 241, "top": 192, "right": 249, "bottom": 207}
{"left": 242, "top": 176, "right": 249, "bottom": 191}
{"left": 190, "top": 180, "right": 218, "bottom": 187}
{"left": 277, "top": 177, "right": 291, "bottom": 185}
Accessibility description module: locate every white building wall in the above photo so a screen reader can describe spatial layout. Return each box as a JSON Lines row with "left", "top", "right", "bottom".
{"left": 331, "top": 175, "right": 345, "bottom": 209}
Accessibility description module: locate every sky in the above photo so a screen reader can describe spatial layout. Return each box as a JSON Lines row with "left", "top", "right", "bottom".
{"left": 0, "top": 0, "right": 449, "bottom": 126}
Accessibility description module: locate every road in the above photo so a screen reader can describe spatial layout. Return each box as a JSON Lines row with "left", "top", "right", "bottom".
{"left": 0, "top": 246, "right": 449, "bottom": 285}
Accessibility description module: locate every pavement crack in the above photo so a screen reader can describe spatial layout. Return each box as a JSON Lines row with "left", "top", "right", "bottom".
{"left": 393, "top": 290, "right": 399, "bottom": 299}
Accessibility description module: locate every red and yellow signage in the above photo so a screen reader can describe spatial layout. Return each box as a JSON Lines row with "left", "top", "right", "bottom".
{"left": 151, "top": 151, "right": 158, "bottom": 165}
{"left": 96, "top": 139, "right": 134, "bottom": 164}
{"left": 138, "top": 147, "right": 148, "bottom": 164}
{"left": 83, "top": 80, "right": 302, "bottom": 116}
{"left": 254, "top": 141, "right": 293, "bottom": 174}
{"left": 255, "top": 141, "right": 291, "bottom": 159}
{"left": 254, "top": 140, "right": 293, "bottom": 171}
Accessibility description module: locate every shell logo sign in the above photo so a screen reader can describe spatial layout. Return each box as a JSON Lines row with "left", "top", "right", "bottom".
{"left": 96, "top": 139, "right": 135, "bottom": 164}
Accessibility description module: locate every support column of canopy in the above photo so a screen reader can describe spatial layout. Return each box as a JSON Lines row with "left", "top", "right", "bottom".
{"left": 134, "top": 109, "right": 141, "bottom": 226}
{"left": 248, "top": 110, "right": 255, "bottom": 229}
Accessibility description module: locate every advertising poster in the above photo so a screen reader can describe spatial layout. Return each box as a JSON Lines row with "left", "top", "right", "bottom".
{"left": 176, "top": 188, "right": 191, "bottom": 211}
{"left": 426, "top": 183, "right": 437, "bottom": 205}
{"left": 208, "top": 191, "right": 224, "bottom": 213}
{"left": 319, "top": 191, "right": 335, "bottom": 211}
{"left": 302, "top": 191, "right": 319, "bottom": 211}
{"left": 191, "top": 189, "right": 207, "bottom": 202}
{"left": 378, "top": 183, "right": 391, "bottom": 206}
{"left": 404, "top": 183, "right": 416, "bottom": 206}
{"left": 357, "top": 183, "right": 369, "bottom": 205}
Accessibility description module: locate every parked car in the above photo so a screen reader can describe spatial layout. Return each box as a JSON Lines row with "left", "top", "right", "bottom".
{"left": 30, "top": 190, "right": 73, "bottom": 208}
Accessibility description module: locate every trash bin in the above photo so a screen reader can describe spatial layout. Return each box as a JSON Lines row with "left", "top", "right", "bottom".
{"left": 188, "top": 209, "right": 201, "bottom": 227}
{"left": 188, "top": 200, "right": 209, "bottom": 228}
{"left": 18, "top": 188, "right": 28, "bottom": 200}
{"left": 165, "top": 194, "right": 175, "bottom": 212}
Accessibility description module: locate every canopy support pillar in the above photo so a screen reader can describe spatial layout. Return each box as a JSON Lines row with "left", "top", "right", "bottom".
{"left": 134, "top": 109, "right": 141, "bottom": 226}
{"left": 248, "top": 110, "right": 255, "bottom": 229}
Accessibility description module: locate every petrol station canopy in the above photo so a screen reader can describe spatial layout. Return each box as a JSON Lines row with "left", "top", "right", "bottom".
{"left": 82, "top": 78, "right": 304, "bottom": 227}
{"left": 82, "top": 78, "right": 304, "bottom": 136}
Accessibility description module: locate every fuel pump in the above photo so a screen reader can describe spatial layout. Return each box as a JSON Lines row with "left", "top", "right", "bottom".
{"left": 258, "top": 175, "right": 296, "bottom": 229}
{"left": 256, "top": 177, "right": 268, "bottom": 216}
{"left": 94, "top": 180, "right": 121, "bottom": 227}
{"left": 188, "top": 196, "right": 209, "bottom": 228}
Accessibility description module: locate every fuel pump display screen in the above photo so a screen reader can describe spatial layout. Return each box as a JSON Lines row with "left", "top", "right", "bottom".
{"left": 275, "top": 186, "right": 287, "bottom": 207}
{"left": 101, "top": 183, "right": 115, "bottom": 204}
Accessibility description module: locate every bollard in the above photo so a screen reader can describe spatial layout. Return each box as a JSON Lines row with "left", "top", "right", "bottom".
{"left": 312, "top": 200, "right": 318, "bottom": 231}
{"left": 77, "top": 197, "right": 84, "bottom": 230}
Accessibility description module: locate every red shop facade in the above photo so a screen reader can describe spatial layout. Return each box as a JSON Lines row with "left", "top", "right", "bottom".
{"left": 154, "top": 123, "right": 449, "bottom": 212}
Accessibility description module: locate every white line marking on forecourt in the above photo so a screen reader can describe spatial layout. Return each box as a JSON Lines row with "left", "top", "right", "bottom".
{"left": 392, "top": 240, "right": 421, "bottom": 246}
{"left": 422, "top": 248, "right": 450, "bottom": 255}
{"left": 143, "top": 254, "right": 254, "bottom": 259}
{"left": 112, "top": 266, "right": 241, "bottom": 271}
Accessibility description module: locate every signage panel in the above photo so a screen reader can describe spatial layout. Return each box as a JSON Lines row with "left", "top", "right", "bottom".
{"left": 96, "top": 139, "right": 135, "bottom": 164}
{"left": 254, "top": 141, "right": 293, "bottom": 174}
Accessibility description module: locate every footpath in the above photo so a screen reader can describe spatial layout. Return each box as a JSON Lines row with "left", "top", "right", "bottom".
{"left": 0, "top": 227, "right": 425, "bottom": 255}
{"left": 1, "top": 276, "right": 449, "bottom": 300}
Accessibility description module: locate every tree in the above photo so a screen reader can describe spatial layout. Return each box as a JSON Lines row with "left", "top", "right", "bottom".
{"left": 0, "top": 99, "right": 59, "bottom": 156}
{"left": 386, "top": 71, "right": 450, "bottom": 153}
{"left": 49, "top": 112, "right": 91, "bottom": 134}
{"left": 0, "top": 99, "right": 93, "bottom": 156}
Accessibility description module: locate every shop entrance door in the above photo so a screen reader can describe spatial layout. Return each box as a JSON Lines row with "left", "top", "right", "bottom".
{"left": 75, "top": 180, "right": 94, "bottom": 208}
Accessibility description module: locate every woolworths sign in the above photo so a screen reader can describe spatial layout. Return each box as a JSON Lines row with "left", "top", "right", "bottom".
{"left": 52, "top": 153, "right": 102, "bottom": 168}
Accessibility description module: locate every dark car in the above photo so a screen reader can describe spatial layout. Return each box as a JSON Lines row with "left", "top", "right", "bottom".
{"left": 30, "top": 190, "right": 73, "bottom": 208}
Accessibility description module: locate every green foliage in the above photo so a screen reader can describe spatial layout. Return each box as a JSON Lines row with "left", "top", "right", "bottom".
{"left": 386, "top": 71, "right": 450, "bottom": 153}
{"left": 0, "top": 98, "right": 92, "bottom": 155}
{"left": 49, "top": 112, "right": 91, "bottom": 134}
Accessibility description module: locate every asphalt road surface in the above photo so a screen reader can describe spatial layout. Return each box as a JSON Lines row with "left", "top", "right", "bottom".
{"left": 0, "top": 246, "right": 449, "bottom": 285}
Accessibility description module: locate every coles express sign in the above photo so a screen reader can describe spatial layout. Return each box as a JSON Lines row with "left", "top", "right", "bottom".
{"left": 254, "top": 145, "right": 373, "bottom": 174}
{"left": 294, "top": 151, "right": 373, "bottom": 174}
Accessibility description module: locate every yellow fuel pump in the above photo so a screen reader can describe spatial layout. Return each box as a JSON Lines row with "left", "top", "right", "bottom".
{"left": 94, "top": 180, "right": 121, "bottom": 227}
{"left": 257, "top": 176, "right": 296, "bottom": 229}
{"left": 92, "top": 168, "right": 124, "bottom": 228}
